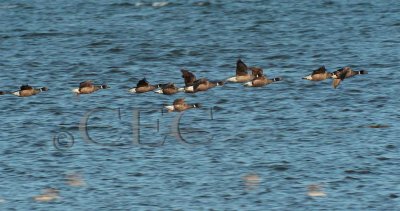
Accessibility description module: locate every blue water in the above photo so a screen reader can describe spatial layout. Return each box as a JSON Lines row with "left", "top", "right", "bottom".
{"left": 1, "top": 0, "right": 399, "bottom": 210}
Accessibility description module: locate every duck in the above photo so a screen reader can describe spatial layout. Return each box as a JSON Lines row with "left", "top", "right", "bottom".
{"left": 302, "top": 66, "right": 333, "bottom": 81}
{"left": 154, "top": 83, "right": 184, "bottom": 95}
{"left": 72, "top": 81, "right": 108, "bottom": 94}
{"left": 331, "top": 66, "right": 368, "bottom": 88}
{"left": 244, "top": 69, "right": 282, "bottom": 87}
{"left": 12, "top": 85, "right": 48, "bottom": 97}
{"left": 129, "top": 78, "right": 162, "bottom": 93}
{"left": 181, "top": 69, "right": 224, "bottom": 93}
{"left": 226, "top": 59, "right": 258, "bottom": 83}
{"left": 164, "top": 98, "right": 200, "bottom": 112}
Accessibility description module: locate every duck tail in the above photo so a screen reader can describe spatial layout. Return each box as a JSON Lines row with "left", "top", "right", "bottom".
{"left": 39, "top": 87, "right": 49, "bottom": 92}
{"left": 272, "top": 77, "right": 282, "bottom": 82}
{"left": 192, "top": 103, "right": 201, "bottom": 108}
{"left": 358, "top": 70, "right": 368, "bottom": 75}
{"left": 155, "top": 83, "right": 167, "bottom": 88}
{"left": 216, "top": 81, "right": 224, "bottom": 86}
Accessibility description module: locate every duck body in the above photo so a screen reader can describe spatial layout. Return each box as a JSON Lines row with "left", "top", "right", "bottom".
{"left": 226, "top": 59, "right": 255, "bottom": 83}
{"left": 244, "top": 68, "right": 282, "bottom": 87}
{"left": 302, "top": 66, "right": 332, "bottom": 81}
{"left": 154, "top": 83, "right": 184, "bottom": 95}
{"left": 185, "top": 78, "right": 224, "bottom": 93}
{"left": 164, "top": 98, "right": 200, "bottom": 112}
{"left": 331, "top": 67, "right": 368, "bottom": 88}
{"left": 129, "top": 78, "right": 160, "bottom": 93}
{"left": 181, "top": 69, "right": 224, "bottom": 93}
{"left": 72, "top": 81, "right": 108, "bottom": 94}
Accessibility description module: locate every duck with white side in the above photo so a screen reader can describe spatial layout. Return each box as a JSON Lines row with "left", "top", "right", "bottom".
{"left": 72, "top": 81, "right": 108, "bottom": 94}
{"left": 164, "top": 98, "right": 200, "bottom": 112}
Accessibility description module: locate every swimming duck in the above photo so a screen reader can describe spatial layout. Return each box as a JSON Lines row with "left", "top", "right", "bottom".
{"left": 129, "top": 78, "right": 161, "bottom": 93}
{"left": 226, "top": 59, "right": 257, "bottom": 83}
{"left": 12, "top": 85, "right": 48, "bottom": 97}
{"left": 72, "top": 81, "right": 108, "bottom": 94}
{"left": 331, "top": 67, "right": 368, "bottom": 88}
{"left": 154, "top": 83, "right": 184, "bottom": 95}
{"left": 244, "top": 69, "right": 282, "bottom": 87}
{"left": 164, "top": 98, "right": 200, "bottom": 112}
{"left": 181, "top": 69, "right": 224, "bottom": 93}
{"left": 302, "top": 66, "right": 333, "bottom": 81}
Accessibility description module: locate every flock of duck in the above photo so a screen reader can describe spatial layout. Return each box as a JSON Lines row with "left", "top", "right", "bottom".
{"left": 0, "top": 59, "right": 367, "bottom": 112}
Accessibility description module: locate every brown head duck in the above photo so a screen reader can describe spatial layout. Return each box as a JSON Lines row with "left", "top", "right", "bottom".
{"left": 164, "top": 98, "right": 200, "bottom": 112}
{"left": 302, "top": 66, "right": 333, "bottom": 81}
{"left": 72, "top": 81, "right": 108, "bottom": 94}
{"left": 12, "top": 85, "right": 48, "bottom": 97}
{"left": 129, "top": 78, "right": 161, "bottom": 93}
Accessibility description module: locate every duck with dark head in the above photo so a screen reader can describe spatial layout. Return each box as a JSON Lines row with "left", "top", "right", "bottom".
{"left": 226, "top": 59, "right": 255, "bottom": 83}
{"left": 181, "top": 69, "right": 224, "bottom": 93}
{"left": 12, "top": 85, "right": 48, "bottom": 97}
{"left": 302, "top": 66, "right": 333, "bottom": 81}
{"left": 72, "top": 81, "right": 108, "bottom": 94}
{"left": 154, "top": 83, "right": 184, "bottom": 95}
{"left": 244, "top": 67, "right": 282, "bottom": 87}
{"left": 331, "top": 66, "right": 368, "bottom": 88}
{"left": 164, "top": 98, "right": 200, "bottom": 112}
{"left": 129, "top": 78, "right": 163, "bottom": 93}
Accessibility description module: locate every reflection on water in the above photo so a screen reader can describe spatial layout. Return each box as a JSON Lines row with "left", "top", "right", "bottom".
{"left": 33, "top": 188, "right": 60, "bottom": 203}
{"left": 66, "top": 172, "right": 86, "bottom": 187}
{"left": 242, "top": 173, "right": 261, "bottom": 191}
{"left": 307, "top": 184, "right": 327, "bottom": 197}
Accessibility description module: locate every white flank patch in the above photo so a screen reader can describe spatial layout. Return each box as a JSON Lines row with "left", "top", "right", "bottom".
{"left": 184, "top": 86, "right": 194, "bottom": 92}
{"left": 128, "top": 88, "right": 137, "bottom": 93}
{"left": 226, "top": 76, "right": 237, "bottom": 82}
{"left": 12, "top": 91, "right": 20, "bottom": 96}
{"left": 303, "top": 75, "right": 313, "bottom": 80}
{"left": 152, "top": 2, "right": 169, "bottom": 7}
{"left": 154, "top": 89, "right": 164, "bottom": 94}
{"left": 243, "top": 81, "right": 253, "bottom": 87}
{"left": 72, "top": 88, "right": 80, "bottom": 94}
{"left": 164, "top": 105, "right": 174, "bottom": 111}
{"left": 331, "top": 75, "right": 338, "bottom": 79}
